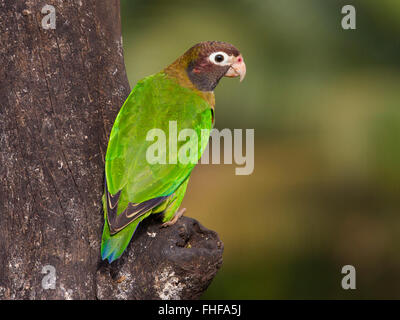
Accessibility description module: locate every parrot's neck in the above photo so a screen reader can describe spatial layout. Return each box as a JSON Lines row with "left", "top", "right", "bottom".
{"left": 164, "top": 61, "right": 215, "bottom": 109}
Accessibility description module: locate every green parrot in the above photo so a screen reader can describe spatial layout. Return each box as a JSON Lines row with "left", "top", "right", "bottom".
{"left": 101, "top": 41, "right": 246, "bottom": 263}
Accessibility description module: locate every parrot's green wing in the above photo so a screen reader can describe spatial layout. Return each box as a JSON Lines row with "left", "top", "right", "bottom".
{"left": 101, "top": 72, "right": 212, "bottom": 262}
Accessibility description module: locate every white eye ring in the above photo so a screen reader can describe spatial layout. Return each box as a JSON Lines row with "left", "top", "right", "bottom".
{"left": 209, "top": 51, "right": 231, "bottom": 66}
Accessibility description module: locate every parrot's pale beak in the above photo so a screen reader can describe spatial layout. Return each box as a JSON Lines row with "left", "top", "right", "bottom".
{"left": 225, "top": 55, "right": 246, "bottom": 82}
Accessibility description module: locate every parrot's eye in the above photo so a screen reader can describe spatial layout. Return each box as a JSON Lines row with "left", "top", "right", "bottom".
{"left": 209, "top": 51, "right": 230, "bottom": 66}
{"left": 215, "top": 54, "right": 224, "bottom": 62}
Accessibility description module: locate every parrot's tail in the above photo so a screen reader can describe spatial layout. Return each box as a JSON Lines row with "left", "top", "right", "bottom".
{"left": 101, "top": 218, "right": 139, "bottom": 263}
{"left": 100, "top": 192, "right": 140, "bottom": 263}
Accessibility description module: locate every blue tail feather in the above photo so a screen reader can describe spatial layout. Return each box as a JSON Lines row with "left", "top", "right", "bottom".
{"left": 101, "top": 219, "right": 140, "bottom": 263}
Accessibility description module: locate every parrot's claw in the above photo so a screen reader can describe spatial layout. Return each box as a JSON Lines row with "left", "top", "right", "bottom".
{"left": 161, "top": 208, "right": 186, "bottom": 228}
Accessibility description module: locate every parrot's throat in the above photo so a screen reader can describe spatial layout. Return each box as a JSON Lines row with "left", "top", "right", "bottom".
{"left": 186, "top": 62, "right": 229, "bottom": 92}
{"left": 164, "top": 60, "right": 216, "bottom": 108}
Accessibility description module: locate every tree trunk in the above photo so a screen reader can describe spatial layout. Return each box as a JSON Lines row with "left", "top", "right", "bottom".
{"left": 0, "top": 0, "right": 223, "bottom": 300}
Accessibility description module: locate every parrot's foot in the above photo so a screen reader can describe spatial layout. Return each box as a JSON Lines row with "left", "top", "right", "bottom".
{"left": 161, "top": 208, "right": 186, "bottom": 228}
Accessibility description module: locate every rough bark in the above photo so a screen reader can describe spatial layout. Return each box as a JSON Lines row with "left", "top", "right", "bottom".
{"left": 0, "top": 0, "right": 223, "bottom": 300}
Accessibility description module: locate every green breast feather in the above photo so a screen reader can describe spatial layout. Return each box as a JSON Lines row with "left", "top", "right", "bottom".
{"left": 101, "top": 72, "right": 213, "bottom": 262}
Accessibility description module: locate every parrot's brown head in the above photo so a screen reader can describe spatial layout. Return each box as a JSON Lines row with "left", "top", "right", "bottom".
{"left": 165, "top": 41, "right": 246, "bottom": 92}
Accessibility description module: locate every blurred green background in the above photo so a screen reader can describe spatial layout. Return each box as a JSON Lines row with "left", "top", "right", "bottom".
{"left": 120, "top": 0, "right": 400, "bottom": 299}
